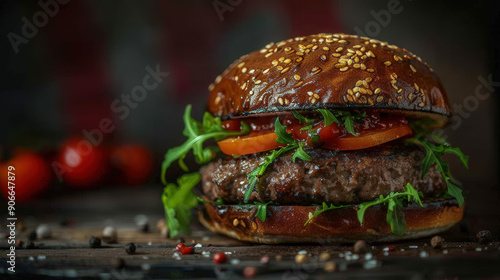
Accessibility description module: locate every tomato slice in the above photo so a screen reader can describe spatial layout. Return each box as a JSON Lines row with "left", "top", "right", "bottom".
{"left": 217, "top": 132, "right": 282, "bottom": 155}
{"left": 332, "top": 124, "right": 412, "bottom": 151}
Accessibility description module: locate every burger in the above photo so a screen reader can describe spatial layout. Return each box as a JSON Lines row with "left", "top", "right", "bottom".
{"left": 161, "top": 33, "right": 468, "bottom": 243}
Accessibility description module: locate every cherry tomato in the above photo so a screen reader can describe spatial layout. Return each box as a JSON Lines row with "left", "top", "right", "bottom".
{"left": 213, "top": 252, "right": 227, "bottom": 264}
{"left": 109, "top": 144, "right": 153, "bottom": 185}
{"left": 56, "top": 138, "right": 108, "bottom": 188}
{"left": 179, "top": 246, "right": 194, "bottom": 255}
{"left": 0, "top": 151, "right": 52, "bottom": 202}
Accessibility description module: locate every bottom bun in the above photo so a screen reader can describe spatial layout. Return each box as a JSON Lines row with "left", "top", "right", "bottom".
{"left": 198, "top": 198, "right": 464, "bottom": 244}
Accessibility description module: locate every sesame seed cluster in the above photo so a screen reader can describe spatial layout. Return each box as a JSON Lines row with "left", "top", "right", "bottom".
{"left": 207, "top": 33, "right": 450, "bottom": 118}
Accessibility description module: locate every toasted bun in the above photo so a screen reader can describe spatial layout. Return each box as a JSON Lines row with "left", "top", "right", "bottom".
{"left": 199, "top": 198, "right": 464, "bottom": 244}
{"left": 207, "top": 33, "right": 450, "bottom": 126}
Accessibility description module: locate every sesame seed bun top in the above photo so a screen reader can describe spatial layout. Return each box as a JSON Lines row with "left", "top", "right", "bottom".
{"left": 207, "top": 33, "right": 450, "bottom": 126}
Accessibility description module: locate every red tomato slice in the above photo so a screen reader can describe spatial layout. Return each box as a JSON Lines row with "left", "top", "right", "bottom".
{"left": 217, "top": 132, "right": 282, "bottom": 155}
{"left": 332, "top": 124, "right": 412, "bottom": 151}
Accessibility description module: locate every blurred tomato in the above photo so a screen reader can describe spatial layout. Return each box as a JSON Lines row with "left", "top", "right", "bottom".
{"left": 57, "top": 138, "right": 108, "bottom": 188}
{"left": 110, "top": 144, "right": 153, "bottom": 185}
{"left": 0, "top": 151, "right": 52, "bottom": 202}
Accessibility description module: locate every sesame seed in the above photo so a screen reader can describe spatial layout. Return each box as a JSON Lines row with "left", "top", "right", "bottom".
{"left": 353, "top": 45, "right": 361, "bottom": 49}
{"left": 277, "top": 65, "right": 283, "bottom": 71}
{"left": 392, "top": 84, "right": 398, "bottom": 90}
{"left": 241, "top": 82, "right": 247, "bottom": 90}
{"left": 265, "top": 53, "right": 273, "bottom": 58}
{"left": 355, "top": 92, "right": 361, "bottom": 98}
{"left": 414, "top": 83, "right": 419, "bottom": 91}
{"left": 249, "top": 90, "right": 254, "bottom": 95}
{"left": 353, "top": 87, "right": 360, "bottom": 93}
{"left": 418, "top": 102, "right": 425, "bottom": 107}
{"left": 284, "top": 47, "right": 292, "bottom": 52}
{"left": 279, "top": 57, "right": 285, "bottom": 62}
{"left": 338, "top": 39, "right": 347, "bottom": 44}
{"left": 374, "top": 88, "right": 381, "bottom": 94}
{"left": 384, "top": 61, "right": 392, "bottom": 66}
{"left": 312, "top": 67, "right": 322, "bottom": 74}
{"left": 347, "top": 95, "right": 354, "bottom": 102}
{"left": 263, "top": 68, "right": 270, "bottom": 74}
{"left": 408, "top": 93, "right": 413, "bottom": 99}
{"left": 278, "top": 97, "right": 284, "bottom": 105}
{"left": 368, "top": 98, "right": 374, "bottom": 105}
{"left": 208, "top": 83, "right": 215, "bottom": 91}
{"left": 367, "top": 89, "right": 373, "bottom": 95}
{"left": 294, "top": 74, "right": 301, "bottom": 80}
{"left": 294, "top": 81, "right": 304, "bottom": 88}
{"left": 215, "top": 75, "right": 222, "bottom": 83}
{"left": 307, "top": 91, "right": 313, "bottom": 96}
{"left": 356, "top": 50, "right": 363, "bottom": 56}
{"left": 388, "top": 99, "right": 392, "bottom": 105}
{"left": 360, "top": 88, "right": 367, "bottom": 94}
{"left": 340, "top": 67, "right": 349, "bottom": 72}
{"left": 252, "top": 222, "right": 257, "bottom": 229}
{"left": 260, "top": 49, "right": 267, "bottom": 53}
{"left": 367, "top": 68, "right": 375, "bottom": 72}
{"left": 237, "top": 62, "right": 245, "bottom": 68}
{"left": 353, "top": 64, "right": 361, "bottom": 68}
{"left": 312, "top": 45, "right": 318, "bottom": 50}
{"left": 313, "top": 93, "right": 320, "bottom": 99}
{"left": 311, "top": 98, "right": 317, "bottom": 104}
{"left": 347, "top": 49, "right": 354, "bottom": 53}
{"left": 284, "top": 58, "right": 291, "bottom": 64}
{"left": 296, "top": 52, "right": 304, "bottom": 56}
{"left": 332, "top": 53, "right": 341, "bottom": 57}
{"left": 335, "top": 47, "right": 343, "bottom": 52}
{"left": 391, "top": 80, "right": 397, "bottom": 84}
{"left": 240, "top": 220, "right": 246, "bottom": 228}
{"left": 323, "top": 47, "right": 330, "bottom": 51}
{"left": 347, "top": 59, "right": 353, "bottom": 66}
{"left": 365, "top": 77, "right": 373, "bottom": 82}
{"left": 255, "top": 80, "right": 262, "bottom": 85}
{"left": 410, "top": 64, "right": 417, "bottom": 72}
{"left": 272, "top": 60, "right": 278, "bottom": 66}
{"left": 281, "top": 67, "right": 289, "bottom": 73}
{"left": 305, "top": 49, "right": 311, "bottom": 54}
{"left": 397, "top": 88, "right": 402, "bottom": 93}
{"left": 215, "top": 96, "right": 221, "bottom": 104}
{"left": 334, "top": 63, "right": 346, "bottom": 68}
{"left": 233, "top": 219, "right": 239, "bottom": 226}
{"left": 306, "top": 44, "right": 313, "bottom": 48}
{"left": 298, "top": 44, "right": 306, "bottom": 49}
{"left": 296, "top": 57, "right": 303, "bottom": 63}
{"left": 348, "top": 89, "right": 354, "bottom": 95}
{"left": 320, "top": 55, "right": 327, "bottom": 61}
{"left": 376, "top": 96, "right": 384, "bottom": 102}
{"left": 362, "top": 80, "right": 368, "bottom": 87}
{"left": 326, "top": 38, "right": 334, "bottom": 43}
{"left": 360, "top": 64, "right": 367, "bottom": 70}
{"left": 356, "top": 81, "right": 363, "bottom": 87}
{"left": 235, "top": 76, "right": 239, "bottom": 82}
{"left": 241, "top": 67, "right": 247, "bottom": 73}
{"left": 285, "top": 98, "right": 290, "bottom": 105}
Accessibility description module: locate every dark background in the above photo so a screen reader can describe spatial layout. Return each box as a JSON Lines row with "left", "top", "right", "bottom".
{"left": 0, "top": 1, "right": 499, "bottom": 231}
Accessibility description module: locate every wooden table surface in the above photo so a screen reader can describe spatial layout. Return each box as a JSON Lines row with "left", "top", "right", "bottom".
{"left": 1, "top": 185, "right": 499, "bottom": 279}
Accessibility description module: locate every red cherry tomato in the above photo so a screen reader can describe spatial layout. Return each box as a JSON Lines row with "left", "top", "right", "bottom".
{"left": 179, "top": 246, "right": 194, "bottom": 255}
{"left": 57, "top": 138, "right": 108, "bottom": 188}
{"left": 0, "top": 151, "right": 52, "bottom": 202}
{"left": 175, "top": 242, "right": 185, "bottom": 251}
{"left": 109, "top": 144, "right": 153, "bottom": 185}
{"left": 213, "top": 252, "right": 227, "bottom": 264}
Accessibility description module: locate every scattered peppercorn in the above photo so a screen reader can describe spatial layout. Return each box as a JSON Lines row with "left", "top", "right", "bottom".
{"left": 175, "top": 242, "right": 185, "bottom": 251}
{"left": 319, "top": 252, "right": 331, "bottom": 261}
{"left": 125, "top": 243, "right": 136, "bottom": 255}
{"left": 243, "top": 266, "right": 257, "bottom": 278}
{"left": 324, "top": 261, "right": 336, "bottom": 272}
{"left": 260, "top": 255, "right": 270, "bottom": 264}
{"left": 213, "top": 252, "right": 227, "bottom": 264}
{"left": 353, "top": 240, "right": 368, "bottom": 253}
{"left": 431, "top": 236, "right": 444, "bottom": 249}
{"left": 295, "top": 253, "right": 307, "bottom": 264}
{"left": 89, "top": 236, "right": 101, "bottom": 248}
{"left": 476, "top": 230, "right": 493, "bottom": 244}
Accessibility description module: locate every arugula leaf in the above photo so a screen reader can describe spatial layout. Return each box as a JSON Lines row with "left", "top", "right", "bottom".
{"left": 292, "top": 111, "right": 315, "bottom": 125}
{"left": 274, "top": 118, "right": 294, "bottom": 145}
{"left": 161, "top": 105, "right": 250, "bottom": 184}
{"left": 293, "top": 142, "right": 312, "bottom": 163}
{"left": 304, "top": 202, "right": 352, "bottom": 226}
{"left": 161, "top": 172, "right": 201, "bottom": 238}
{"left": 357, "top": 183, "right": 423, "bottom": 236}
{"left": 245, "top": 144, "right": 298, "bottom": 202}
{"left": 254, "top": 201, "right": 273, "bottom": 222}
{"left": 406, "top": 131, "right": 469, "bottom": 207}
{"left": 316, "top": 109, "right": 339, "bottom": 127}
{"left": 197, "top": 196, "right": 224, "bottom": 205}
{"left": 316, "top": 109, "right": 364, "bottom": 136}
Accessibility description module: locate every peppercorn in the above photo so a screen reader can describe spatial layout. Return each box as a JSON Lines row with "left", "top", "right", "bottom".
{"left": 125, "top": 243, "right": 136, "bottom": 255}
{"left": 431, "top": 236, "right": 444, "bottom": 249}
{"left": 89, "top": 236, "right": 101, "bottom": 248}
{"left": 476, "top": 230, "right": 493, "bottom": 244}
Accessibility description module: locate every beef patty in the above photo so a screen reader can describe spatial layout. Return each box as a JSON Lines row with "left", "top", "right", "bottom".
{"left": 201, "top": 144, "right": 446, "bottom": 205}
